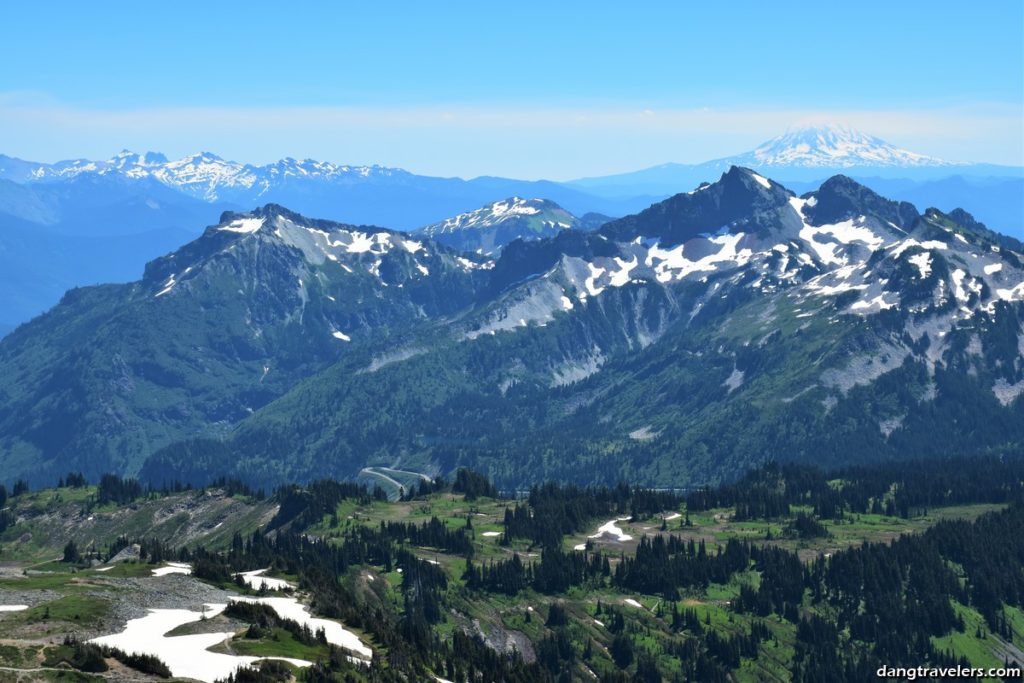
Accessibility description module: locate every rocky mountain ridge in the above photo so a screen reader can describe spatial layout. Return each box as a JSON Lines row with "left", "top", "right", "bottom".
{"left": 2, "top": 168, "right": 1023, "bottom": 488}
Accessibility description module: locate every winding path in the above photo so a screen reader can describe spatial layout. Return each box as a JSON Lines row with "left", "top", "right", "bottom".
{"left": 359, "top": 468, "right": 406, "bottom": 498}
{"left": 360, "top": 467, "right": 434, "bottom": 499}
{"left": 375, "top": 467, "right": 433, "bottom": 482}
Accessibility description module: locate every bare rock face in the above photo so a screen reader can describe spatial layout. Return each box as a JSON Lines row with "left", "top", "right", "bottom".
{"left": 108, "top": 544, "right": 141, "bottom": 564}
{"left": 471, "top": 618, "right": 536, "bottom": 663}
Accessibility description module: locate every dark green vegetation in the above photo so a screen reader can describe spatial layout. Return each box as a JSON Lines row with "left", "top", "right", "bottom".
{"left": 2, "top": 170, "right": 1024, "bottom": 490}
{"left": 0, "top": 473, "right": 273, "bottom": 562}
{"left": 0, "top": 205, "right": 484, "bottom": 485}
{"left": 1, "top": 458, "right": 1021, "bottom": 682}
{"left": 42, "top": 638, "right": 172, "bottom": 678}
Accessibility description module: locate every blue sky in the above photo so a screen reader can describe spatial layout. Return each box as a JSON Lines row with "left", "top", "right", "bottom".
{"left": 3, "top": 1, "right": 1022, "bottom": 178}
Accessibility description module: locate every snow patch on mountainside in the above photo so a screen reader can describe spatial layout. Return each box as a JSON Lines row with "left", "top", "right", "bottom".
{"left": 850, "top": 294, "right": 898, "bottom": 312}
{"left": 789, "top": 197, "right": 885, "bottom": 266}
{"left": 491, "top": 197, "right": 541, "bottom": 218}
{"left": 908, "top": 252, "right": 932, "bottom": 278}
{"left": 645, "top": 233, "right": 753, "bottom": 282}
{"left": 203, "top": 212, "right": 484, "bottom": 287}
{"left": 995, "top": 280, "right": 1024, "bottom": 302}
{"left": 219, "top": 217, "right": 265, "bottom": 234}
{"left": 155, "top": 275, "right": 177, "bottom": 298}
{"left": 890, "top": 238, "right": 948, "bottom": 258}
{"left": 420, "top": 197, "right": 568, "bottom": 235}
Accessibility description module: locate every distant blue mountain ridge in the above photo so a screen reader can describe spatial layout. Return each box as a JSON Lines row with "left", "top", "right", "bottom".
{"left": 0, "top": 124, "right": 1020, "bottom": 335}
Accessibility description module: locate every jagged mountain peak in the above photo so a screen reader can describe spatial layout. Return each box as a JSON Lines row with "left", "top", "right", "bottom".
{"left": 498, "top": 169, "right": 1024, "bottom": 341}
{"left": 937, "top": 208, "right": 1024, "bottom": 251}
{"left": 718, "top": 165, "right": 788, "bottom": 194}
{"left": 802, "top": 174, "right": 920, "bottom": 229}
{"left": 143, "top": 204, "right": 489, "bottom": 299}
{"left": 243, "top": 202, "right": 315, "bottom": 223}
{"left": 600, "top": 165, "right": 793, "bottom": 245}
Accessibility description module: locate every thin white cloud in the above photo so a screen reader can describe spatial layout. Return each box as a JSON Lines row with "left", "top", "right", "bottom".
{"left": 0, "top": 94, "right": 1019, "bottom": 179}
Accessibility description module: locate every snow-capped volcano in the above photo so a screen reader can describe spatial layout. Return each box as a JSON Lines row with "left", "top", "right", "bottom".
{"left": 729, "top": 124, "right": 959, "bottom": 169}
{"left": 566, "top": 125, "right": 1007, "bottom": 221}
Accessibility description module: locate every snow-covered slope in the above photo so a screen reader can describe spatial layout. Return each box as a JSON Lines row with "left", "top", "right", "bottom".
{"left": 474, "top": 168, "right": 1024, "bottom": 351}
{"left": 729, "top": 124, "right": 959, "bottom": 169}
{"left": 145, "top": 204, "right": 491, "bottom": 304}
{"left": 417, "top": 197, "right": 594, "bottom": 254}
{"left": 423, "top": 197, "right": 571, "bottom": 234}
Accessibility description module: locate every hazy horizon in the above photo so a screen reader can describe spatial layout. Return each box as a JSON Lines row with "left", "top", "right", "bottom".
{"left": 3, "top": 1, "right": 1022, "bottom": 179}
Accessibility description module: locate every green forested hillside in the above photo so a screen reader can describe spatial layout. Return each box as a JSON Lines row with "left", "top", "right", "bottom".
{"left": 0, "top": 206, "right": 484, "bottom": 485}
{"left": 1, "top": 457, "right": 1022, "bottom": 682}
{"left": 3, "top": 172, "right": 1024, "bottom": 490}
{"left": 144, "top": 279, "right": 1024, "bottom": 490}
